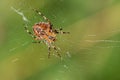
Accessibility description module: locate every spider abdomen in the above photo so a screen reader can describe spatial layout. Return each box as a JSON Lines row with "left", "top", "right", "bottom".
{"left": 33, "top": 22, "right": 56, "bottom": 42}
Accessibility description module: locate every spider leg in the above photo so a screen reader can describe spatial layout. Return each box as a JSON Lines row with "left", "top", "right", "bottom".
{"left": 44, "top": 41, "right": 51, "bottom": 58}
{"left": 48, "top": 46, "right": 51, "bottom": 58}
{"left": 24, "top": 25, "right": 36, "bottom": 38}
{"left": 52, "top": 46, "right": 61, "bottom": 58}
{"left": 32, "top": 41, "right": 41, "bottom": 44}
{"left": 46, "top": 42, "right": 61, "bottom": 58}
{"left": 33, "top": 9, "right": 51, "bottom": 24}
{"left": 54, "top": 28, "right": 70, "bottom": 34}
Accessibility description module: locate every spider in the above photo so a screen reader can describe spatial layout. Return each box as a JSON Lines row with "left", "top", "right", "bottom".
{"left": 24, "top": 9, "right": 69, "bottom": 58}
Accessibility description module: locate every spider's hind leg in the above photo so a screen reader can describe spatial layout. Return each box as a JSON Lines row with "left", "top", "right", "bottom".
{"left": 48, "top": 46, "right": 51, "bottom": 58}
{"left": 47, "top": 46, "right": 61, "bottom": 58}
{"left": 52, "top": 46, "right": 61, "bottom": 58}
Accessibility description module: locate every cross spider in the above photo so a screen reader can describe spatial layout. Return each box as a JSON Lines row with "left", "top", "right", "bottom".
{"left": 24, "top": 9, "right": 69, "bottom": 58}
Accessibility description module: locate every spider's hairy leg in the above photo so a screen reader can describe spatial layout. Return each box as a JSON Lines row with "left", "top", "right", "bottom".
{"left": 59, "top": 27, "right": 70, "bottom": 34}
{"left": 54, "top": 28, "right": 70, "bottom": 34}
{"left": 48, "top": 46, "right": 51, "bottom": 58}
{"left": 44, "top": 41, "right": 52, "bottom": 58}
{"left": 24, "top": 25, "right": 35, "bottom": 38}
{"left": 46, "top": 42, "right": 61, "bottom": 58}
{"left": 52, "top": 46, "right": 61, "bottom": 58}
{"left": 33, "top": 9, "right": 51, "bottom": 24}
{"left": 32, "top": 41, "right": 41, "bottom": 44}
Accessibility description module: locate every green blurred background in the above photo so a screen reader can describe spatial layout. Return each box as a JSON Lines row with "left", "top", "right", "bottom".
{"left": 0, "top": 0, "right": 120, "bottom": 80}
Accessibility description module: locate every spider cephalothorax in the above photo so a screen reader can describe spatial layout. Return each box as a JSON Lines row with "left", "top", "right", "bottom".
{"left": 24, "top": 9, "right": 69, "bottom": 58}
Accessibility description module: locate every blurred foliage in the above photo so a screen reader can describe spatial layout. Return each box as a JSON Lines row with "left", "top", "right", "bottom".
{"left": 0, "top": 0, "right": 120, "bottom": 80}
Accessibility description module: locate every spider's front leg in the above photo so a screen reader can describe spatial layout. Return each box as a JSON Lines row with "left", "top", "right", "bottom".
{"left": 33, "top": 9, "right": 51, "bottom": 24}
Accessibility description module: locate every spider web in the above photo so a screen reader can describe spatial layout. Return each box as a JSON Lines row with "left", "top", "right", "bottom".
{"left": 10, "top": 3, "right": 120, "bottom": 72}
{"left": 9, "top": 0, "right": 120, "bottom": 67}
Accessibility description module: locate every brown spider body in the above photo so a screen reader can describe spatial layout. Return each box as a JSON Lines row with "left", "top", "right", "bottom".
{"left": 24, "top": 9, "right": 69, "bottom": 58}
{"left": 33, "top": 22, "right": 56, "bottom": 43}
